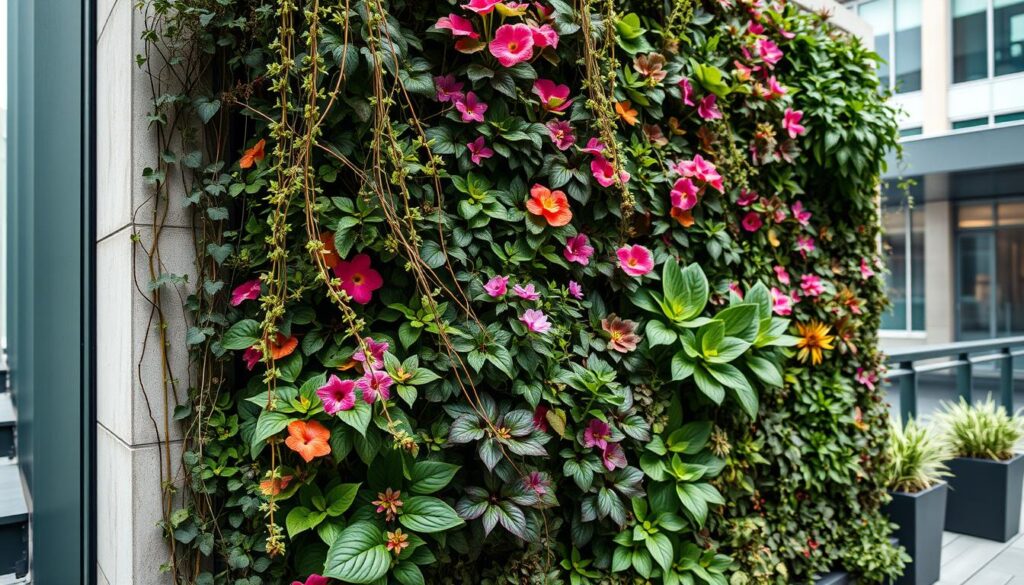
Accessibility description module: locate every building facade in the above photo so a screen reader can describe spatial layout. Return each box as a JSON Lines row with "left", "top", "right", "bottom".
{"left": 841, "top": 0, "right": 1024, "bottom": 349}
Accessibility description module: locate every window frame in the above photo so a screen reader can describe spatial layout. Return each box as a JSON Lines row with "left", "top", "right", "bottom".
{"left": 880, "top": 195, "right": 926, "bottom": 334}
{"left": 849, "top": 0, "right": 923, "bottom": 93}
{"left": 950, "top": 0, "right": 1024, "bottom": 84}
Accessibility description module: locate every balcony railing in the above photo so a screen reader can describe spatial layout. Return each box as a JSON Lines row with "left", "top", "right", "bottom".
{"left": 885, "top": 335, "right": 1024, "bottom": 421}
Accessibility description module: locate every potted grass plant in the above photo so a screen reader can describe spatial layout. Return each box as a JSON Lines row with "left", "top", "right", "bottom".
{"left": 935, "top": 396, "right": 1024, "bottom": 542}
{"left": 882, "top": 418, "right": 952, "bottom": 585}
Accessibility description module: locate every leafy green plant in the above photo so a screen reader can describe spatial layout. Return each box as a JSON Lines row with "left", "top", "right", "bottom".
{"left": 935, "top": 396, "right": 1024, "bottom": 460}
{"left": 882, "top": 417, "right": 952, "bottom": 493}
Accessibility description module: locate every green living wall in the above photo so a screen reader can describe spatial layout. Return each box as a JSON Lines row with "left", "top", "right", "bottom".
{"left": 142, "top": 0, "right": 903, "bottom": 583}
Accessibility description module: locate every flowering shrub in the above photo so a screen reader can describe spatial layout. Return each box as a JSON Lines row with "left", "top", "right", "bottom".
{"left": 145, "top": 0, "right": 903, "bottom": 583}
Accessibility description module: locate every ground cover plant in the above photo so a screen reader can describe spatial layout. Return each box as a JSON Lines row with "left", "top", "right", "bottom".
{"left": 139, "top": 0, "right": 905, "bottom": 583}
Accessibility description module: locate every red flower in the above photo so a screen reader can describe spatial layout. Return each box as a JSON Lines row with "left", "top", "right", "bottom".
{"left": 239, "top": 139, "right": 266, "bottom": 169}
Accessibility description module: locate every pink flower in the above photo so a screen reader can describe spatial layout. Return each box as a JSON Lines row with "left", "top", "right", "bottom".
{"left": 800, "top": 274, "right": 824, "bottom": 297}
{"left": 434, "top": 74, "right": 465, "bottom": 103}
{"left": 462, "top": 0, "right": 501, "bottom": 13}
{"left": 530, "top": 24, "right": 559, "bottom": 49}
{"left": 434, "top": 13, "right": 478, "bottom": 38}
{"left": 855, "top": 368, "right": 878, "bottom": 390}
{"left": 770, "top": 287, "right": 793, "bottom": 316}
{"left": 533, "top": 406, "right": 550, "bottom": 431}
{"left": 591, "top": 155, "right": 629, "bottom": 187}
{"left": 741, "top": 211, "right": 763, "bottom": 232}
{"left": 774, "top": 265, "right": 791, "bottom": 285}
{"left": 733, "top": 60, "right": 753, "bottom": 81}
{"left": 568, "top": 280, "right": 583, "bottom": 299}
{"left": 582, "top": 419, "right": 612, "bottom": 450}
{"left": 334, "top": 254, "right": 384, "bottom": 304}
{"left": 737, "top": 188, "right": 758, "bottom": 206}
{"left": 532, "top": 79, "right": 572, "bottom": 113}
{"left": 774, "top": 208, "right": 788, "bottom": 223}
{"left": 748, "top": 20, "right": 765, "bottom": 35}
{"left": 546, "top": 120, "right": 576, "bottom": 150}
{"left": 697, "top": 94, "right": 722, "bottom": 120}
{"left": 243, "top": 346, "right": 262, "bottom": 371}
{"left": 357, "top": 370, "right": 394, "bottom": 404}
{"left": 678, "top": 77, "right": 695, "bottom": 106}
{"left": 563, "top": 234, "right": 594, "bottom": 265}
{"left": 513, "top": 283, "right": 541, "bottom": 300}
{"left": 520, "top": 309, "right": 551, "bottom": 333}
{"left": 616, "top": 244, "right": 654, "bottom": 277}
{"left": 729, "top": 282, "right": 744, "bottom": 299}
{"left": 292, "top": 576, "right": 330, "bottom": 585}
{"left": 455, "top": 92, "right": 488, "bottom": 123}
{"left": 860, "top": 258, "right": 875, "bottom": 280}
{"left": 489, "top": 24, "right": 535, "bottom": 67}
{"left": 757, "top": 38, "right": 783, "bottom": 67}
{"left": 317, "top": 375, "right": 357, "bottom": 414}
{"left": 523, "top": 470, "right": 550, "bottom": 495}
{"left": 764, "top": 76, "right": 787, "bottom": 99}
{"left": 230, "top": 279, "right": 261, "bottom": 306}
{"left": 601, "top": 314, "right": 640, "bottom": 353}
{"left": 783, "top": 108, "right": 807, "bottom": 138}
{"left": 467, "top": 136, "right": 494, "bottom": 165}
{"left": 353, "top": 338, "right": 388, "bottom": 369}
{"left": 579, "top": 137, "right": 605, "bottom": 155}
{"left": 484, "top": 275, "right": 509, "bottom": 298}
{"left": 791, "top": 201, "right": 811, "bottom": 226}
{"left": 670, "top": 177, "right": 699, "bottom": 211}
{"left": 601, "top": 443, "right": 627, "bottom": 471}
{"left": 675, "top": 154, "right": 724, "bottom": 193}
{"left": 795, "top": 234, "right": 816, "bottom": 257}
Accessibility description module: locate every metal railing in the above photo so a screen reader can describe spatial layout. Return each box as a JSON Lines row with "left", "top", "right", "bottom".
{"left": 885, "top": 336, "right": 1024, "bottom": 421}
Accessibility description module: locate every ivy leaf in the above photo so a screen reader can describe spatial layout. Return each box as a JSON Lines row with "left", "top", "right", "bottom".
{"left": 193, "top": 95, "right": 221, "bottom": 123}
{"left": 222, "top": 319, "right": 260, "bottom": 350}
{"left": 399, "top": 496, "right": 465, "bottom": 533}
{"left": 420, "top": 240, "right": 447, "bottom": 269}
{"left": 323, "top": 521, "right": 391, "bottom": 583}
{"left": 409, "top": 461, "right": 460, "bottom": 494}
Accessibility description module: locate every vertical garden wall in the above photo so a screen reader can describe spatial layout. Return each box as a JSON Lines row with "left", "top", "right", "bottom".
{"left": 142, "top": 0, "right": 903, "bottom": 583}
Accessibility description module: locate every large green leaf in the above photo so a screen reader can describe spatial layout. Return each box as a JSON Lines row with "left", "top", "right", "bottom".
{"left": 670, "top": 351, "right": 695, "bottom": 381}
{"left": 666, "top": 421, "right": 712, "bottom": 455}
{"left": 338, "top": 401, "right": 372, "bottom": 436}
{"left": 286, "top": 506, "right": 327, "bottom": 538}
{"left": 222, "top": 319, "right": 261, "bottom": 350}
{"left": 715, "top": 303, "right": 760, "bottom": 343}
{"left": 323, "top": 521, "right": 390, "bottom": 583}
{"left": 693, "top": 366, "right": 725, "bottom": 404}
{"left": 677, "top": 263, "right": 709, "bottom": 321}
{"left": 705, "top": 363, "right": 758, "bottom": 417}
{"left": 325, "top": 483, "right": 361, "bottom": 516}
{"left": 645, "top": 320, "right": 678, "bottom": 347}
{"left": 393, "top": 561, "right": 426, "bottom": 585}
{"left": 399, "top": 496, "right": 465, "bottom": 533}
{"left": 251, "top": 410, "right": 294, "bottom": 452}
{"left": 409, "top": 461, "right": 460, "bottom": 494}
{"left": 746, "top": 355, "right": 783, "bottom": 387}
{"left": 645, "top": 532, "right": 674, "bottom": 572}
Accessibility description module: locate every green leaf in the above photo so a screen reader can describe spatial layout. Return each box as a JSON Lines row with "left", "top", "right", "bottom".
{"left": 693, "top": 365, "right": 725, "bottom": 404}
{"left": 193, "top": 95, "right": 221, "bottom": 123}
{"left": 670, "top": 351, "right": 695, "bottom": 381}
{"left": 394, "top": 562, "right": 426, "bottom": 585}
{"left": 666, "top": 421, "right": 712, "bottom": 455}
{"left": 676, "top": 263, "right": 709, "bottom": 321}
{"left": 645, "top": 320, "right": 677, "bottom": 347}
{"left": 705, "top": 363, "right": 757, "bottom": 418}
{"left": 323, "top": 521, "right": 391, "bottom": 583}
{"left": 399, "top": 496, "right": 465, "bottom": 533}
{"left": 410, "top": 461, "right": 460, "bottom": 494}
{"left": 716, "top": 303, "right": 760, "bottom": 343}
{"left": 698, "top": 321, "right": 724, "bottom": 356}
{"left": 746, "top": 355, "right": 783, "bottom": 387}
{"left": 285, "top": 506, "right": 327, "bottom": 538}
{"left": 338, "top": 401, "right": 372, "bottom": 436}
{"left": 645, "top": 532, "right": 674, "bottom": 572}
{"left": 222, "top": 319, "right": 260, "bottom": 350}
{"left": 251, "top": 411, "right": 294, "bottom": 452}
{"left": 676, "top": 483, "right": 709, "bottom": 527}
{"left": 325, "top": 483, "right": 361, "bottom": 516}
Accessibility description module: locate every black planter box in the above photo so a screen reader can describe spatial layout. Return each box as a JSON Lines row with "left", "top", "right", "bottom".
{"left": 945, "top": 453, "right": 1024, "bottom": 542}
{"left": 815, "top": 571, "right": 854, "bottom": 585}
{"left": 884, "top": 481, "right": 947, "bottom": 585}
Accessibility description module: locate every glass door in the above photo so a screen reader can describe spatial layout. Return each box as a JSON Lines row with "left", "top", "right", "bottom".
{"left": 957, "top": 231, "right": 995, "bottom": 340}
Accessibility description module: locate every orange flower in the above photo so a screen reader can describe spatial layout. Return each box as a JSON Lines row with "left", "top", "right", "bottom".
{"left": 671, "top": 207, "right": 695, "bottom": 227}
{"left": 285, "top": 420, "right": 332, "bottom": 463}
{"left": 526, "top": 184, "right": 572, "bottom": 227}
{"left": 259, "top": 474, "right": 293, "bottom": 496}
{"left": 240, "top": 139, "right": 266, "bottom": 169}
{"left": 319, "top": 231, "right": 339, "bottom": 269}
{"left": 615, "top": 101, "right": 639, "bottom": 126}
{"left": 269, "top": 333, "right": 299, "bottom": 360}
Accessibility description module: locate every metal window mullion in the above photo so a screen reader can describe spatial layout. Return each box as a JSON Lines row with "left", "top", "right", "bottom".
{"left": 891, "top": 0, "right": 898, "bottom": 90}
{"left": 906, "top": 205, "right": 914, "bottom": 331}
{"left": 988, "top": 0, "right": 995, "bottom": 80}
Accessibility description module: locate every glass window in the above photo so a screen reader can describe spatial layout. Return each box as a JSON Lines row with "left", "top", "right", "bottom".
{"left": 881, "top": 204, "right": 908, "bottom": 330}
{"left": 859, "top": 0, "right": 892, "bottom": 86}
{"left": 959, "top": 204, "right": 996, "bottom": 228}
{"left": 998, "top": 201, "right": 1024, "bottom": 225}
{"left": 954, "top": 0, "right": 991, "bottom": 82}
{"left": 910, "top": 205, "right": 926, "bottom": 329}
{"left": 895, "top": 0, "right": 922, "bottom": 92}
{"left": 995, "top": 0, "right": 1024, "bottom": 76}
{"left": 953, "top": 117, "right": 990, "bottom": 129}
{"left": 881, "top": 186, "right": 926, "bottom": 332}
{"left": 959, "top": 232, "right": 995, "bottom": 339}
{"left": 995, "top": 111, "right": 1024, "bottom": 123}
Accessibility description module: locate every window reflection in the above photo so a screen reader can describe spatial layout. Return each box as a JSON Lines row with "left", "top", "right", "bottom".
{"left": 954, "top": 0, "right": 990, "bottom": 82}
{"left": 995, "top": 0, "right": 1024, "bottom": 76}
{"left": 881, "top": 185, "right": 925, "bottom": 332}
{"left": 859, "top": 0, "right": 892, "bottom": 86}
{"left": 895, "top": 0, "right": 922, "bottom": 92}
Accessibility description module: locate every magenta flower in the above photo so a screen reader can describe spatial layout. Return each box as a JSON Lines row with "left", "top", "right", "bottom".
{"left": 676, "top": 154, "right": 724, "bottom": 193}
{"left": 520, "top": 309, "right": 551, "bottom": 333}
{"left": 579, "top": 137, "right": 605, "bottom": 155}
{"left": 697, "top": 94, "right": 722, "bottom": 120}
{"left": 795, "top": 234, "right": 816, "bottom": 257}
{"left": 591, "top": 155, "right": 630, "bottom": 187}
{"left": 855, "top": 368, "right": 878, "bottom": 390}
{"left": 334, "top": 254, "right": 384, "bottom": 305}
{"left": 757, "top": 38, "right": 784, "bottom": 67}
{"left": 434, "top": 74, "right": 465, "bottom": 103}
{"left": 733, "top": 60, "right": 753, "bottom": 82}
{"left": 770, "top": 287, "right": 793, "bottom": 316}
{"left": 489, "top": 24, "right": 535, "bottom": 67}
{"left": 563, "top": 234, "right": 594, "bottom": 265}
{"left": 230, "top": 279, "right": 261, "bottom": 306}
{"left": 533, "top": 406, "right": 550, "bottom": 431}
{"left": 568, "top": 280, "right": 583, "bottom": 300}
{"left": 317, "top": 375, "right": 357, "bottom": 414}
{"left": 774, "top": 207, "right": 788, "bottom": 223}
{"left": 774, "top": 265, "right": 791, "bottom": 286}
{"left": 729, "top": 282, "right": 744, "bottom": 299}
{"left": 783, "top": 108, "right": 807, "bottom": 138}
{"left": 353, "top": 338, "right": 389, "bottom": 369}
{"left": 737, "top": 188, "right": 758, "bottom": 206}
{"left": 467, "top": 136, "right": 494, "bottom": 165}
{"left": 800, "top": 274, "right": 824, "bottom": 297}
{"left": 616, "top": 244, "right": 654, "bottom": 277}
{"left": 291, "top": 576, "right": 330, "bottom": 585}
{"left": 455, "top": 92, "right": 488, "bottom": 123}
{"left": 462, "top": 0, "right": 501, "bottom": 13}
{"left": 742, "top": 211, "right": 763, "bottom": 232}
{"left": 523, "top": 471, "right": 550, "bottom": 495}
{"left": 357, "top": 370, "right": 393, "bottom": 404}
{"left": 243, "top": 346, "right": 262, "bottom": 371}
{"left": 860, "top": 258, "right": 875, "bottom": 280}
{"left": 532, "top": 79, "right": 572, "bottom": 113}
{"left": 765, "top": 75, "right": 787, "bottom": 99}
{"left": 546, "top": 120, "right": 576, "bottom": 150}
{"left": 670, "top": 177, "right": 699, "bottom": 211}
{"left": 434, "top": 13, "right": 478, "bottom": 38}
{"left": 530, "top": 24, "right": 559, "bottom": 49}
{"left": 484, "top": 275, "right": 509, "bottom": 298}
{"left": 791, "top": 201, "right": 811, "bottom": 225}
{"left": 513, "top": 283, "right": 541, "bottom": 301}
{"left": 678, "top": 77, "right": 695, "bottom": 106}
{"left": 601, "top": 443, "right": 627, "bottom": 471}
{"left": 582, "top": 419, "right": 611, "bottom": 450}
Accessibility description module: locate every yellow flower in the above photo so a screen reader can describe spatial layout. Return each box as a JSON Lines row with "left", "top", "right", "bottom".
{"left": 795, "top": 320, "right": 835, "bottom": 365}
